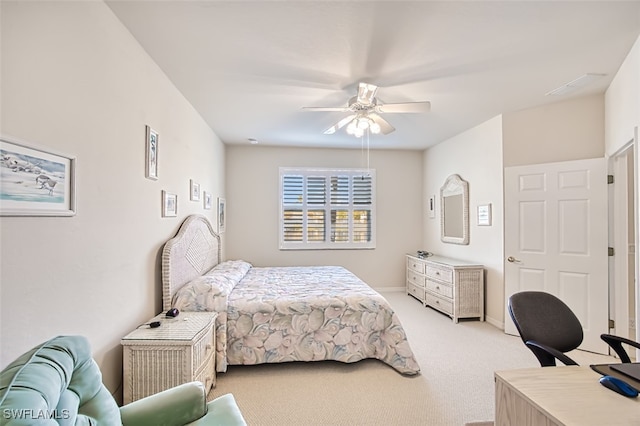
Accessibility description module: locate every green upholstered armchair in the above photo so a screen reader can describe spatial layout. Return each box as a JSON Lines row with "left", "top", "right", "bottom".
{"left": 0, "top": 335, "right": 246, "bottom": 425}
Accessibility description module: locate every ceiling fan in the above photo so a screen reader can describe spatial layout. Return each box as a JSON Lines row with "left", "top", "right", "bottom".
{"left": 302, "top": 82, "right": 431, "bottom": 137}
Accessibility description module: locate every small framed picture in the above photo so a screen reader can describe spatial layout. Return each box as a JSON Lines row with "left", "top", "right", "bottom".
{"left": 162, "top": 190, "right": 177, "bottom": 217}
{"left": 0, "top": 137, "right": 76, "bottom": 216}
{"left": 477, "top": 204, "right": 492, "bottom": 226}
{"left": 217, "top": 197, "right": 226, "bottom": 233}
{"left": 428, "top": 195, "right": 436, "bottom": 219}
{"left": 190, "top": 179, "right": 201, "bottom": 201}
{"left": 145, "top": 125, "right": 158, "bottom": 180}
{"left": 203, "top": 191, "right": 212, "bottom": 210}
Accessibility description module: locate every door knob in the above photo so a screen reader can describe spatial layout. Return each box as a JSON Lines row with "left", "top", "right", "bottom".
{"left": 507, "top": 256, "right": 522, "bottom": 263}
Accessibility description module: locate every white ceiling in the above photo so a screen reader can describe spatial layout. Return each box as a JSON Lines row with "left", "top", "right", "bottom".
{"left": 106, "top": 1, "right": 640, "bottom": 150}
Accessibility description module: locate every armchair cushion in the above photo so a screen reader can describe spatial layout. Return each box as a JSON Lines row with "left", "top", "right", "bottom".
{"left": 0, "top": 335, "right": 121, "bottom": 425}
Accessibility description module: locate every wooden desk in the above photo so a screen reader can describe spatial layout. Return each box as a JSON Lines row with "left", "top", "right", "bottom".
{"left": 495, "top": 366, "right": 640, "bottom": 426}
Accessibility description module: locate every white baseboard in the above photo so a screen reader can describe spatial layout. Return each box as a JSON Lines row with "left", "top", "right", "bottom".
{"left": 376, "top": 286, "right": 405, "bottom": 293}
{"left": 485, "top": 315, "right": 503, "bottom": 330}
{"left": 376, "top": 287, "right": 506, "bottom": 332}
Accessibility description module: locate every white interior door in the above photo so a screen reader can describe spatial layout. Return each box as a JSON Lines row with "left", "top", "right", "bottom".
{"left": 504, "top": 158, "right": 609, "bottom": 354}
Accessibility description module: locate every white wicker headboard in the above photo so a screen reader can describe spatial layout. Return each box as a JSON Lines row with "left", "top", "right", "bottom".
{"left": 161, "top": 214, "right": 221, "bottom": 311}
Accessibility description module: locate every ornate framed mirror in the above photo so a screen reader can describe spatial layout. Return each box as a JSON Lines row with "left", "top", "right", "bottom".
{"left": 440, "top": 174, "right": 469, "bottom": 245}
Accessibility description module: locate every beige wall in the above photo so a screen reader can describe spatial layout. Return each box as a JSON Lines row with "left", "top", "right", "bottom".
{"left": 422, "top": 95, "right": 607, "bottom": 329}
{"left": 0, "top": 1, "right": 225, "bottom": 396}
{"left": 503, "top": 94, "right": 605, "bottom": 167}
{"left": 423, "top": 116, "right": 504, "bottom": 326}
{"left": 605, "top": 35, "right": 640, "bottom": 156}
{"left": 225, "top": 145, "right": 423, "bottom": 288}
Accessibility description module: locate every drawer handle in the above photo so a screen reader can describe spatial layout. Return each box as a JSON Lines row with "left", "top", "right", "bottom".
{"left": 435, "top": 300, "right": 440, "bottom": 304}
{"left": 435, "top": 271, "right": 440, "bottom": 275}
{"left": 436, "top": 286, "right": 440, "bottom": 290}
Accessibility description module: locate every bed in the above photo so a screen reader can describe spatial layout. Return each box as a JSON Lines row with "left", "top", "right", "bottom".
{"left": 161, "top": 214, "right": 420, "bottom": 375}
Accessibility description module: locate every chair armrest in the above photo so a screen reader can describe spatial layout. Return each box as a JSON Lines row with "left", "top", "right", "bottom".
{"left": 120, "top": 382, "right": 208, "bottom": 426}
{"left": 601, "top": 333, "right": 640, "bottom": 363}
{"left": 526, "top": 340, "right": 579, "bottom": 367}
{"left": 187, "top": 394, "right": 247, "bottom": 426}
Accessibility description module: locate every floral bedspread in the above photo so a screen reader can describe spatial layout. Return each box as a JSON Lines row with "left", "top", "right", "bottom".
{"left": 172, "top": 260, "right": 420, "bottom": 375}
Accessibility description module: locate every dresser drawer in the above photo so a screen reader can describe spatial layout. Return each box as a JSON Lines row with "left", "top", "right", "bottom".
{"left": 426, "top": 279, "right": 453, "bottom": 299}
{"left": 407, "top": 270, "right": 426, "bottom": 287}
{"left": 426, "top": 265, "right": 453, "bottom": 283}
{"left": 195, "top": 351, "right": 216, "bottom": 392}
{"left": 192, "top": 324, "right": 215, "bottom": 371}
{"left": 407, "top": 282, "right": 425, "bottom": 301}
{"left": 425, "top": 293, "right": 453, "bottom": 315}
{"left": 407, "top": 258, "right": 425, "bottom": 274}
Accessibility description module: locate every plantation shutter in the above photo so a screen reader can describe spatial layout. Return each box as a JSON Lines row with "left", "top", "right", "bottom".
{"left": 306, "top": 176, "right": 326, "bottom": 242}
{"left": 280, "top": 168, "right": 376, "bottom": 249}
{"left": 282, "top": 175, "right": 304, "bottom": 242}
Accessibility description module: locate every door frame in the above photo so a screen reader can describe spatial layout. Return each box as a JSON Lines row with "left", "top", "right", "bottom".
{"left": 609, "top": 140, "right": 634, "bottom": 346}
{"left": 636, "top": 126, "right": 640, "bottom": 359}
{"left": 610, "top": 126, "right": 639, "bottom": 361}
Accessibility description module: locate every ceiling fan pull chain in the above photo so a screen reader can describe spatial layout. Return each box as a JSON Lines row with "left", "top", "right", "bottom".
{"left": 361, "top": 133, "right": 365, "bottom": 170}
{"left": 366, "top": 130, "right": 370, "bottom": 172}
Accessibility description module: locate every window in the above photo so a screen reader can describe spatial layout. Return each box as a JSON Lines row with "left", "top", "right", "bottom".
{"left": 280, "top": 168, "right": 376, "bottom": 249}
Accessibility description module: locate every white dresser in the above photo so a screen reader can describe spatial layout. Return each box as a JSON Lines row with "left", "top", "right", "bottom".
{"left": 121, "top": 311, "right": 217, "bottom": 404}
{"left": 406, "top": 254, "right": 484, "bottom": 322}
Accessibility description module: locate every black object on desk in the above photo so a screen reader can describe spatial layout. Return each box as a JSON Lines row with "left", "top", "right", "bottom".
{"left": 610, "top": 362, "right": 640, "bottom": 381}
{"left": 591, "top": 363, "right": 640, "bottom": 388}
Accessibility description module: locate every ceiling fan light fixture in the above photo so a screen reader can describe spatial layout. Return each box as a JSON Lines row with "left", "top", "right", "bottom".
{"left": 346, "top": 120, "right": 358, "bottom": 135}
{"left": 357, "top": 117, "right": 370, "bottom": 130}
{"left": 350, "top": 126, "right": 364, "bottom": 137}
{"left": 305, "top": 82, "right": 430, "bottom": 138}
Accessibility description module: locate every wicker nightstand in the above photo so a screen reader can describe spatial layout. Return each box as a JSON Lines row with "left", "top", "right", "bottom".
{"left": 121, "top": 311, "right": 217, "bottom": 404}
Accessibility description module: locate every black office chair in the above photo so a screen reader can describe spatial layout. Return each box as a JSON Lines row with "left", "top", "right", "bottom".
{"left": 508, "top": 291, "right": 640, "bottom": 367}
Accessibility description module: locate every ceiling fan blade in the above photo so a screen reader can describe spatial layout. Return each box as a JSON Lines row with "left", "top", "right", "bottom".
{"left": 324, "top": 114, "right": 357, "bottom": 135}
{"left": 302, "top": 106, "right": 351, "bottom": 112}
{"left": 376, "top": 101, "right": 431, "bottom": 113}
{"left": 369, "top": 113, "right": 395, "bottom": 135}
{"left": 357, "top": 82, "right": 378, "bottom": 105}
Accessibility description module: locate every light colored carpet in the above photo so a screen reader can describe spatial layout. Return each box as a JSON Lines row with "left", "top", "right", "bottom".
{"left": 209, "top": 290, "right": 618, "bottom": 425}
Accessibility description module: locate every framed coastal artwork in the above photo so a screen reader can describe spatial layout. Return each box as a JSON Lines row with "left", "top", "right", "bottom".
{"left": 190, "top": 179, "right": 201, "bottom": 201}
{"left": 477, "top": 204, "right": 492, "bottom": 226}
{"left": 0, "top": 137, "right": 76, "bottom": 216}
{"left": 217, "top": 197, "right": 226, "bottom": 233}
{"left": 162, "top": 190, "right": 177, "bottom": 217}
{"left": 203, "top": 191, "right": 212, "bottom": 210}
{"left": 145, "top": 125, "right": 158, "bottom": 180}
